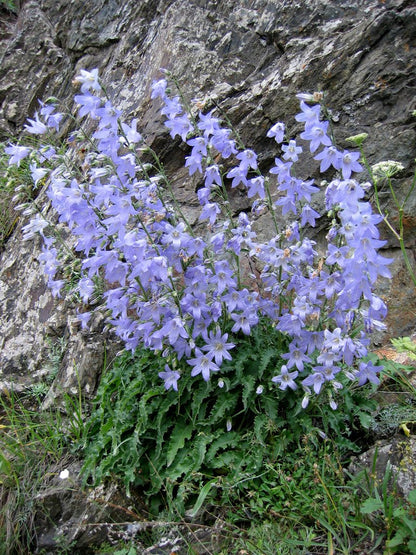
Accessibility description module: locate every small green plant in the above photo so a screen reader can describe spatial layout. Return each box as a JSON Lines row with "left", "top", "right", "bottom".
{"left": 0, "top": 0, "right": 18, "bottom": 13}
{"left": 0, "top": 387, "right": 83, "bottom": 553}
{"left": 218, "top": 439, "right": 374, "bottom": 554}
{"left": 360, "top": 461, "right": 416, "bottom": 554}
{"left": 391, "top": 337, "right": 416, "bottom": 361}
{"left": 22, "top": 337, "right": 67, "bottom": 403}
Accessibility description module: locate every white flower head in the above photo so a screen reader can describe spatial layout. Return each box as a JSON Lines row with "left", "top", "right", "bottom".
{"left": 371, "top": 160, "right": 405, "bottom": 180}
{"left": 59, "top": 469, "right": 70, "bottom": 480}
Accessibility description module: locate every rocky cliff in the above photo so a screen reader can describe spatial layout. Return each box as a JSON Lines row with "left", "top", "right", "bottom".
{"left": 0, "top": 0, "right": 415, "bottom": 399}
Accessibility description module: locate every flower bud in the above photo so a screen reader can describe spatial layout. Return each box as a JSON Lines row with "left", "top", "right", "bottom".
{"left": 345, "top": 133, "right": 368, "bottom": 147}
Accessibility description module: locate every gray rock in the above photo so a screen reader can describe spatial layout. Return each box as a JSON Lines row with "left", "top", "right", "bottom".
{"left": 31, "top": 459, "right": 147, "bottom": 554}
{"left": 350, "top": 434, "right": 416, "bottom": 498}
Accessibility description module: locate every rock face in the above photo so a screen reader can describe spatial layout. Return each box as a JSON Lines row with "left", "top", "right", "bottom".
{"left": 350, "top": 434, "right": 416, "bottom": 499}
{"left": 0, "top": 0, "right": 416, "bottom": 397}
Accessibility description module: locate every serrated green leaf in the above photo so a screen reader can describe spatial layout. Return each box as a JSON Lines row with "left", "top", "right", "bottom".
{"left": 242, "top": 375, "right": 256, "bottom": 410}
{"left": 154, "top": 418, "right": 172, "bottom": 460}
{"left": 190, "top": 432, "right": 212, "bottom": 472}
{"left": 408, "top": 539, "right": 416, "bottom": 554}
{"left": 358, "top": 411, "right": 374, "bottom": 429}
{"left": 164, "top": 449, "right": 194, "bottom": 483}
{"left": 254, "top": 413, "right": 268, "bottom": 446}
{"left": 190, "top": 381, "right": 211, "bottom": 420}
{"left": 360, "top": 498, "right": 384, "bottom": 514}
{"left": 210, "top": 450, "right": 240, "bottom": 469}
{"left": 166, "top": 421, "right": 193, "bottom": 467}
{"left": 209, "top": 393, "right": 237, "bottom": 423}
{"left": 138, "top": 388, "right": 162, "bottom": 425}
{"left": 408, "top": 489, "right": 416, "bottom": 505}
{"left": 258, "top": 347, "right": 276, "bottom": 376}
{"left": 206, "top": 431, "right": 239, "bottom": 463}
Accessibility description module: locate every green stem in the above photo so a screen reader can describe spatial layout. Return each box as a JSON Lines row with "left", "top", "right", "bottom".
{"left": 360, "top": 147, "right": 416, "bottom": 287}
{"left": 144, "top": 144, "right": 196, "bottom": 236}
{"left": 401, "top": 167, "right": 416, "bottom": 208}
{"left": 359, "top": 147, "right": 400, "bottom": 241}
{"left": 398, "top": 209, "right": 416, "bottom": 287}
{"left": 264, "top": 177, "right": 280, "bottom": 236}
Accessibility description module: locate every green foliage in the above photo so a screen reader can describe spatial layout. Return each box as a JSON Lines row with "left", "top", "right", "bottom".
{"left": 219, "top": 431, "right": 416, "bottom": 554}
{"left": 23, "top": 337, "right": 67, "bottom": 403}
{"left": 0, "top": 0, "right": 17, "bottom": 13}
{"left": 223, "top": 441, "right": 373, "bottom": 554}
{"left": 0, "top": 376, "right": 86, "bottom": 554}
{"left": 0, "top": 390, "right": 76, "bottom": 553}
{"left": 82, "top": 319, "right": 377, "bottom": 517}
{"left": 377, "top": 352, "right": 416, "bottom": 395}
{"left": 359, "top": 462, "right": 416, "bottom": 554}
{"left": 391, "top": 337, "right": 416, "bottom": 361}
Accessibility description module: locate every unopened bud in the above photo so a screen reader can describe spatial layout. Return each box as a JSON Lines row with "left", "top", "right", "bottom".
{"left": 345, "top": 133, "right": 368, "bottom": 147}
{"left": 14, "top": 203, "right": 29, "bottom": 212}
{"left": 301, "top": 395, "right": 310, "bottom": 409}
{"left": 297, "top": 92, "right": 323, "bottom": 103}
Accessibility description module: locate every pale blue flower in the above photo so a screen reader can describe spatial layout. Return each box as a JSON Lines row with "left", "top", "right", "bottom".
{"left": 272, "top": 365, "right": 298, "bottom": 391}
{"left": 158, "top": 364, "right": 181, "bottom": 391}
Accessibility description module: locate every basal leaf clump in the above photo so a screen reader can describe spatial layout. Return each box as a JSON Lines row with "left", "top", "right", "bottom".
{"left": 82, "top": 321, "right": 376, "bottom": 514}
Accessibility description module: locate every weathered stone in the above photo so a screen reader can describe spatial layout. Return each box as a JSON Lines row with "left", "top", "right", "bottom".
{"left": 350, "top": 434, "right": 416, "bottom": 498}
{"left": 32, "top": 459, "right": 147, "bottom": 554}
{"left": 0, "top": 219, "right": 119, "bottom": 403}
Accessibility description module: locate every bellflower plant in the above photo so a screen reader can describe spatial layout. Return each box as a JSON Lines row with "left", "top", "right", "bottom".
{"left": 10, "top": 68, "right": 392, "bottom": 410}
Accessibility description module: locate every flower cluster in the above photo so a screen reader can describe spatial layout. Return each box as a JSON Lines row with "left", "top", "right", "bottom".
{"left": 8, "top": 69, "right": 391, "bottom": 407}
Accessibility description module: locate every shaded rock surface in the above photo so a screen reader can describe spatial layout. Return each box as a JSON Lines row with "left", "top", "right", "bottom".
{"left": 30, "top": 460, "right": 147, "bottom": 554}
{"left": 350, "top": 434, "right": 416, "bottom": 498}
